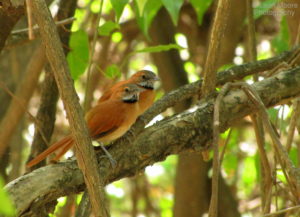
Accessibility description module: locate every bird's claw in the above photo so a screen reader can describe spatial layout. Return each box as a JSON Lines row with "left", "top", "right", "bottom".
{"left": 98, "top": 144, "right": 117, "bottom": 168}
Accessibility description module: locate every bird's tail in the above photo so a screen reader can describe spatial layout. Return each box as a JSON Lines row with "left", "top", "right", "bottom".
{"left": 26, "top": 135, "right": 73, "bottom": 168}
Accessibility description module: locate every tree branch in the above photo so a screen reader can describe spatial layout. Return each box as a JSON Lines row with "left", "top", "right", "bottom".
{"left": 30, "top": 1, "right": 108, "bottom": 216}
{"left": 6, "top": 66, "right": 300, "bottom": 215}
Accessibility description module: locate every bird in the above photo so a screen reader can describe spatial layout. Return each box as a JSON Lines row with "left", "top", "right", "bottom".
{"left": 98, "top": 70, "right": 159, "bottom": 115}
{"left": 26, "top": 83, "right": 145, "bottom": 168}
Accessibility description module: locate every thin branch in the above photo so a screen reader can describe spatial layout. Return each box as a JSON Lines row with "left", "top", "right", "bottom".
{"left": 0, "top": 44, "right": 46, "bottom": 156}
{"left": 83, "top": 0, "right": 104, "bottom": 112}
{"left": 209, "top": 83, "right": 232, "bottom": 217}
{"left": 11, "top": 17, "right": 76, "bottom": 35}
{"left": 246, "top": 0, "right": 272, "bottom": 213}
{"left": 239, "top": 83, "right": 300, "bottom": 203}
{"left": 202, "top": 0, "right": 230, "bottom": 97}
{"left": 286, "top": 100, "right": 300, "bottom": 151}
{"left": 263, "top": 205, "right": 300, "bottom": 217}
{"left": 31, "top": 1, "right": 109, "bottom": 216}
{"left": 252, "top": 115, "right": 273, "bottom": 213}
{"left": 25, "top": 0, "right": 34, "bottom": 40}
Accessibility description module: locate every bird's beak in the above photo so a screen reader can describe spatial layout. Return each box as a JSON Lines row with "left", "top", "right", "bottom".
{"left": 153, "top": 76, "right": 160, "bottom": 81}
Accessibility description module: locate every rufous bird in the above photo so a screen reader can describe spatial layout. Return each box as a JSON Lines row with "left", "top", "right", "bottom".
{"left": 26, "top": 83, "right": 145, "bottom": 168}
{"left": 98, "top": 70, "right": 159, "bottom": 115}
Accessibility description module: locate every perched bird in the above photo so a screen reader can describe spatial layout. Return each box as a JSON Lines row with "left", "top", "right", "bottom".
{"left": 26, "top": 83, "right": 144, "bottom": 168}
{"left": 98, "top": 70, "right": 159, "bottom": 115}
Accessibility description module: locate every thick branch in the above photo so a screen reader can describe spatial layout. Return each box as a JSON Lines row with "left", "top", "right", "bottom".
{"left": 130, "top": 47, "right": 299, "bottom": 136}
{"left": 6, "top": 66, "right": 300, "bottom": 215}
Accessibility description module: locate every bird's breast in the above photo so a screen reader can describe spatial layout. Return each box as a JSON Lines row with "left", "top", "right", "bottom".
{"left": 97, "top": 104, "right": 139, "bottom": 143}
{"left": 139, "top": 90, "right": 155, "bottom": 115}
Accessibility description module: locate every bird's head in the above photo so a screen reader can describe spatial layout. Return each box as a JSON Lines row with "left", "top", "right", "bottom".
{"left": 113, "top": 83, "right": 145, "bottom": 103}
{"left": 131, "top": 70, "right": 159, "bottom": 90}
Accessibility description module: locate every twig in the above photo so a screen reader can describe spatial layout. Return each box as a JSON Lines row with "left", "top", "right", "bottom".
{"left": 83, "top": 0, "right": 104, "bottom": 112}
{"left": 240, "top": 83, "right": 300, "bottom": 203}
{"left": 0, "top": 45, "right": 46, "bottom": 156}
{"left": 263, "top": 205, "right": 300, "bottom": 217}
{"left": 286, "top": 100, "right": 300, "bottom": 151}
{"left": 246, "top": 0, "right": 272, "bottom": 213}
{"left": 209, "top": 83, "right": 232, "bottom": 217}
{"left": 25, "top": 0, "right": 34, "bottom": 39}
{"left": 252, "top": 115, "right": 272, "bottom": 213}
{"left": 0, "top": 79, "right": 50, "bottom": 147}
{"left": 11, "top": 17, "right": 76, "bottom": 35}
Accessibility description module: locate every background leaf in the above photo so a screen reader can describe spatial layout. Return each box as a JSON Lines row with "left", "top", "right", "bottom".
{"left": 98, "top": 21, "right": 120, "bottom": 36}
{"left": 161, "top": 0, "right": 184, "bottom": 25}
{"left": 135, "top": 0, "right": 162, "bottom": 37}
{"left": 272, "top": 16, "right": 290, "bottom": 54}
{"left": 190, "top": 0, "right": 213, "bottom": 25}
{"left": 67, "top": 30, "right": 89, "bottom": 80}
{"left": 135, "top": 44, "right": 183, "bottom": 53}
{"left": 110, "top": 0, "right": 129, "bottom": 21}
{"left": 134, "top": 0, "right": 148, "bottom": 15}
{"left": 105, "top": 64, "right": 121, "bottom": 78}
{"left": 0, "top": 177, "right": 15, "bottom": 216}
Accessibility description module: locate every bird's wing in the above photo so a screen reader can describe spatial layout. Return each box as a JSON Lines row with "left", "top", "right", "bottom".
{"left": 86, "top": 101, "right": 126, "bottom": 140}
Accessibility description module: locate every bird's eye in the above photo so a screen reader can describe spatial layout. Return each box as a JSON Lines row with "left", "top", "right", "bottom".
{"left": 125, "top": 87, "right": 129, "bottom": 92}
{"left": 142, "top": 75, "right": 146, "bottom": 79}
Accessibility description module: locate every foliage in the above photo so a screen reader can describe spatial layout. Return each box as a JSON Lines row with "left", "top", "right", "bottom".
{"left": 67, "top": 30, "right": 89, "bottom": 80}
{"left": 0, "top": 177, "right": 15, "bottom": 216}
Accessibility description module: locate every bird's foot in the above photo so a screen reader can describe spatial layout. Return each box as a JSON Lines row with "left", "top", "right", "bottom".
{"left": 98, "top": 144, "right": 117, "bottom": 168}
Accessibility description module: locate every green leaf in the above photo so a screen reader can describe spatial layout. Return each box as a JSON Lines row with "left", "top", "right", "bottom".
{"left": 67, "top": 30, "right": 89, "bottom": 80}
{"left": 253, "top": 0, "right": 282, "bottom": 20}
{"left": 135, "top": 0, "right": 162, "bottom": 37}
{"left": 242, "top": 157, "right": 257, "bottom": 195}
{"left": 135, "top": 0, "right": 148, "bottom": 15}
{"left": 105, "top": 64, "right": 121, "bottom": 78}
{"left": 110, "top": 0, "right": 129, "bottom": 21}
{"left": 0, "top": 177, "right": 15, "bottom": 216}
{"left": 161, "top": 0, "right": 184, "bottom": 25}
{"left": 190, "top": 0, "right": 213, "bottom": 25}
{"left": 135, "top": 43, "right": 183, "bottom": 53}
{"left": 272, "top": 16, "right": 289, "bottom": 54}
{"left": 98, "top": 21, "right": 120, "bottom": 36}
{"left": 267, "top": 108, "right": 279, "bottom": 123}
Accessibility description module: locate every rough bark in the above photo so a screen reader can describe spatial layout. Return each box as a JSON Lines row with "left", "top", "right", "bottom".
{"left": 5, "top": 65, "right": 300, "bottom": 215}
{"left": 0, "top": 1, "right": 24, "bottom": 52}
